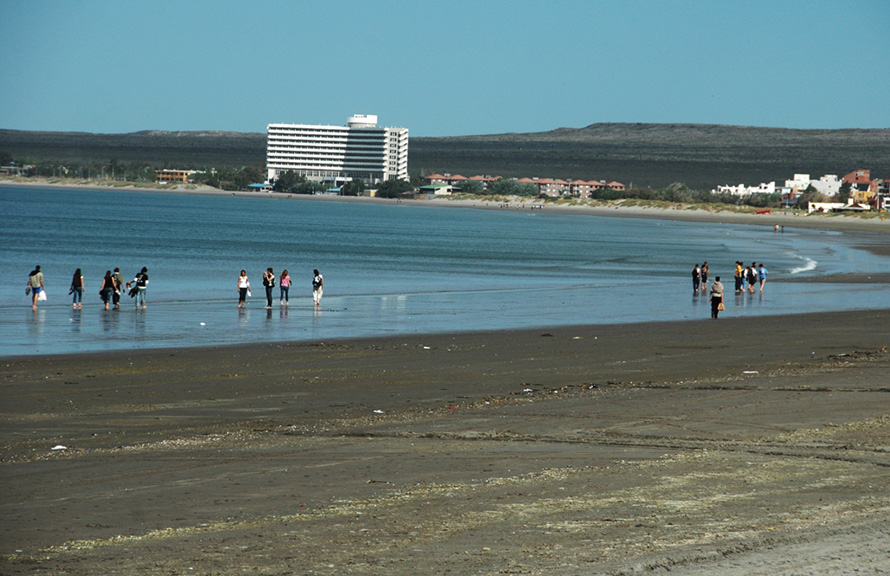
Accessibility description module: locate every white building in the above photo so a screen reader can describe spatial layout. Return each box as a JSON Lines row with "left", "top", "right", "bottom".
{"left": 713, "top": 181, "right": 776, "bottom": 196}
{"left": 784, "top": 173, "right": 811, "bottom": 192}
{"left": 810, "top": 174, "right": 842, "bottom": 197}
{"left": 784, "top": 173, "right": 842, "bottom": 197}
{"left": 266, "top": 114, "right": 409, "bottom": 185}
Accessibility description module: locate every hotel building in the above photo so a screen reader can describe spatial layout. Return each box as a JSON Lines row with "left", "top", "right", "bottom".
{"left": 266, "top": 115, "right": 409, "bottom": 185}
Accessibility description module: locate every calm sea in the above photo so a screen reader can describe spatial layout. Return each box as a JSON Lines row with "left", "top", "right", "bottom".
{"left": 2, "top": 186, "right": 889, "bottom": 357}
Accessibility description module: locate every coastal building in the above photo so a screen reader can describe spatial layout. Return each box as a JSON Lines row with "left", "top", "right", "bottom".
{"left": 423, "top": 174, "right": 624, "bottom": 197}
{"left": 266, "top": 115, "right": 409, "bottom": 186}
{"left": 811, "top": 174, "right": 842, "bottom": 196}
{"left": 843, "top": 169, "right": 878, "bottom": 204}
{"left": 155, "top": 169, "right": 195, "bottom": 183}
{"left": 417, "top": 184, "right": 454, "bottom": 196}
{"left": 784, "top": 173, "right": 842, "bottom": 196}
{"left": 713, "top": 182, "right": 777, "bottom": 196}
{"left": 784, "top": 174, "right": 811, "bottom": 192}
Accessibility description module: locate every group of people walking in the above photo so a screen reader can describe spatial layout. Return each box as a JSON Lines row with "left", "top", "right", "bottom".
{"left": 693, "top": 260, "right": 769, "bottom": 320}
{"left": 27, "top": 265, "right": 149, "bottom": 311}
{"left": 238, "top": 268, "right": 323, "bottom": 309}
{"left": 733, "top": 261, "right": 768, "bottom": 294}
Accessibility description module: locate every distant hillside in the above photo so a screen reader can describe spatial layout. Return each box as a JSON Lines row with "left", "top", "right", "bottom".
{"left": 0, "top": 129, "right": 267, "bottom": 168}
{"left": 2, "top": 124, "right": 888, "bottom": 190}
{"left": 410, "top": 124, "right": 890, "bottom": 189}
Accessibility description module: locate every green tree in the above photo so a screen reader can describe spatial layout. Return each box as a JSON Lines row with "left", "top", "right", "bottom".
{"left": 295, "top": 180, "right": 326, "bottom": 195}
{"left": 837, "top": 182, "right": 851, "bottom": 203}
{"left": 376, "top": 179, "right": 413, "bottom": 198}
{"left": 458, "top": 179, "right": 484, "bottom": 195}
{"left": 243, "top": 165, "right": 264, "bottom": 184}
{"left": 488, "top": 178, "right": 537, "bottom": 197}
{"left": 342, "top": 180, "right": 366, "bottom": 196}
{"left": 272, "top": 170, "right": 305, "bottom": 193}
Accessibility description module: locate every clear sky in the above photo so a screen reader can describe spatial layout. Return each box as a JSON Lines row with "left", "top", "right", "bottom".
{"left": 2, "top": 0, "right": 888, "bottom": 136}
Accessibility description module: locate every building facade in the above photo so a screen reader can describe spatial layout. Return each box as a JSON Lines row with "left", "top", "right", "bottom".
{"left": 155, "top": 169, "right": 194, "bottom": 183}
{"left": 266, "top": 115, "right": 408, "bottom": 185}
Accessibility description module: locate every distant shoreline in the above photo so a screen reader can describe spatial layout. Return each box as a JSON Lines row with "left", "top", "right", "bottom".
{"left": 4, "top": 176, "right": 890, "bottom": 233}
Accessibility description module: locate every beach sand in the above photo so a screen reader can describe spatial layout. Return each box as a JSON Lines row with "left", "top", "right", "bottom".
{"left": 2, "top": 309, "right": 889, "bottom": 575}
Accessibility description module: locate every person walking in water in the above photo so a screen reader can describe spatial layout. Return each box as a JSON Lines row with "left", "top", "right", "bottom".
{"left": 27, "top": 265, "right": 45, "bottom": 311}
{"left": 758, "top": 263, "right": 768, "bottom": 293}
{"left": 709, "top": 275, "right": 725, "bottom": 319}
{"left": 127, "top": 267, "right": 149, "bottom": 310}
{"left": 279, "top": 269, "right": 291, "bottom": 307}
{"left": 262, "top": 268, "right": 276, "bottom": 308}
{"left": 112, "top": 267, "right": 126, "bottom": 309}
{"left": 692, "top": 264, "right": 701, "bottom": 293}
{"left": 747, "top": 262, "right": 757, "bottom": 294}
{"left": 70, "top": 268, "right": 84, "bottom": 310}
{"left": 312, "top": 269, "right": 324, "bottom": 308}
{"left": 700, "top": 261, "right": 709, "bottom": 292}
{"left": 100, "top": 270, "right": 117, "bottom": 310}
{"left": 237, "top": 270, "right": 250, "bottom": 308}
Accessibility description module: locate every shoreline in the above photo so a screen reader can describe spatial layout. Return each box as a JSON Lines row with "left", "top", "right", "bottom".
{"left": 2, "top": 307, "right": 889, "bottom": 574}
{"left": 3, "top": 304, "right": 890, "bottom": 363}
{"left": 4, "top": 176, "right": 890, "bottom": 233}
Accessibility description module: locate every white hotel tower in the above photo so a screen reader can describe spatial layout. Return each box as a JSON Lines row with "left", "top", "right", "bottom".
{"left": 266, "top": 115, "right": 409, "bottom": 185}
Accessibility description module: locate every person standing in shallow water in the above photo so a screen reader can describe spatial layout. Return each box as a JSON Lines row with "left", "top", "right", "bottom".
{"left": 692, "top": 264, "right": 701, "bottom": 293}
{"left": 112, "top": 268, "right": 126, "bottom": 309}
{"left": 127, "top": 267, "right": 149, "bottom": 310}
{"left": 237, "top": 270, "right": 250, "bottom": 308}
{"left": 262, "top": 268, "right": 275, "bottom": 309}
{"left": 700, "top": 261, "right": 709, "bottom": 292}
{"left": 312, "top": 269, "right": 324, "bottom": 307}
{"left": 70, "top": 268, "right": 84, "bottom": 309}
{"left": 100, "top": 270, "right": 117, "bottom": 311}
{"left": 279, "top": 269, "right": 291, "bottom": 307}
{"left": 27, "top": 265, "right": 45, "bottom": 311}
{"left": 709, "top": 276, "right": 725, "bottom": 319}
{"left": 747, "top": 262, "right": 757, "bottom": 294}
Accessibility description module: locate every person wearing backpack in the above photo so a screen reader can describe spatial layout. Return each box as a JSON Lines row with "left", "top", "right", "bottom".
{"left": 262, "top": 267, "right": 276, "bottom": 309}
{"left": 312, "top": 269, "right": 324, "bottom": 308}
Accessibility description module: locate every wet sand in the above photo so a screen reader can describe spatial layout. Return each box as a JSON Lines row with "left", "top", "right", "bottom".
{"left": 2, "top": 309, "right": 889, "bottom": 575}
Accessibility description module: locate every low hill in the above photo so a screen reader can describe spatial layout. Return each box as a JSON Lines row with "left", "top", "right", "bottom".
{"left": 2, "top": 124, "right": 888, "bottom": 190}
{"left": 0, "top": 129, "right": 267, "bottom": 169}
{"left": 410, "top": 124, "right": 890, "bottom": 189}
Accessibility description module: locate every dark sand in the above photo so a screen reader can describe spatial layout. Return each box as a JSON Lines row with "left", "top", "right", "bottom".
{"left": 2, "top": 309, "right": 889, "bottom": 575}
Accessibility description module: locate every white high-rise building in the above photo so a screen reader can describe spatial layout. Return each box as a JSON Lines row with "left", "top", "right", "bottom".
{"left": 266, "top": 114, "right": 409, "bottom": 185}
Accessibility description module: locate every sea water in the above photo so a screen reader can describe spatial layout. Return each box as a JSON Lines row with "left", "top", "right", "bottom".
{"left": 2, "top": 186, "right": 889, "bottom": 357}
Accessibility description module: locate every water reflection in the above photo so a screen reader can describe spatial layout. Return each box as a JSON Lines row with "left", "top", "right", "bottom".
{"left": 69, "top": 309, "right": 82, "bottom": 335}
{"left": 27, "top": 308, "right": 47, "bottom": 337}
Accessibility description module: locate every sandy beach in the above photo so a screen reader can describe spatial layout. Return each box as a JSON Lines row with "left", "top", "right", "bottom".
{"left": 2, "top": 308, "right": 889, "bottom": 575}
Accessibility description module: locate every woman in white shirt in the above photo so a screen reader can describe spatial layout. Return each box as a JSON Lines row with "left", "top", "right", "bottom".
{"left": 237, "top": 270, "right": 250, "bottom": 308}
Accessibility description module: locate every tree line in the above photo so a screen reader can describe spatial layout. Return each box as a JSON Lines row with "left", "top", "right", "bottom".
{"left": 3, "top": 151, "right": 830, "bottom": 209}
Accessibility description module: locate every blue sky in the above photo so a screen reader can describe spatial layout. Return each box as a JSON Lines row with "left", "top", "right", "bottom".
{"left": 1, "top": 0, "right": 888, "bottom": 136}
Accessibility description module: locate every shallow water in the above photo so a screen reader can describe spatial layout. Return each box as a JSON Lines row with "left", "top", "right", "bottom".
{"left": 2, "top": 186, "right": 889, "bottom": 356}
